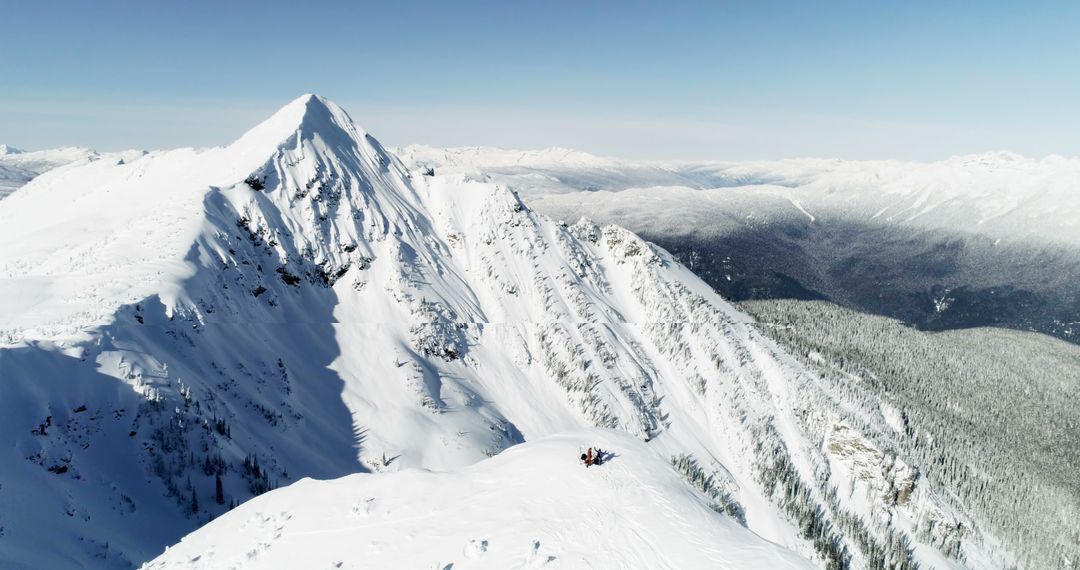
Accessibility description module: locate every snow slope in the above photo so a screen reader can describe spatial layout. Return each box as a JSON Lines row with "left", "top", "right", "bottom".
{"left": 146, "top": 429, "right": 812, "bottom": 570}
{"left": 0, "top": 145, "right": 102, "bottom": 200}
{"left": 0, "top": 96, "right": 1013, "bottom": 569}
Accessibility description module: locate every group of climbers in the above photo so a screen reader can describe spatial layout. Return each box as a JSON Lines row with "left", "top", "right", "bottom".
{"left": 580, "top": 446, "right": 607, "bottom": 467}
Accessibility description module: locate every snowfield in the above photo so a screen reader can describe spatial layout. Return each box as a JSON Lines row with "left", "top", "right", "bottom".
{"left": 145, "top": 429, "right": 812, "bottom": 570}
{"left": 0, "top": 95, "right": 1018, "bottom": 569}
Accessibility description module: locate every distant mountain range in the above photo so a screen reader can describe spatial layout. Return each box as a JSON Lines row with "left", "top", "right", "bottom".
{"left": 0, "top": 145, "right": 101, "bottom": 200}
{"left": 400, "top": 145, "right": 1080, "bottom": 344}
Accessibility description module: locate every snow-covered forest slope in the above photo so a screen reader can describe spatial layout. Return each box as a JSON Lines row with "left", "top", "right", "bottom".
{"left": 400, "top": 146, "right": 1080, "bottom": 344}
{"left": 0, "top": 96, "right": 1016, "bottom": 569}
{"left": 742, "top": 299, "right": 1080, "bottom": 570}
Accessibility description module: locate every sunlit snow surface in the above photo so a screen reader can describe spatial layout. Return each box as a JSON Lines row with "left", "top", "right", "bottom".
{"left": 146, "top": 430, "right": 812, "bottom": 570}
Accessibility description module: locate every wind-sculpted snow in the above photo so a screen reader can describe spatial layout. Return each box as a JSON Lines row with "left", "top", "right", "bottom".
{"left": 0, "top": 96, "right": 1015, "bottom": 568}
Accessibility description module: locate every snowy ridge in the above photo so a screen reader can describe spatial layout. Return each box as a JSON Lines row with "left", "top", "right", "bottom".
{"left": 0, "top": 96, "right": 1013, "bottom": 568}
{"left": 146, "top": 430, "right": 813, "bottom": 569}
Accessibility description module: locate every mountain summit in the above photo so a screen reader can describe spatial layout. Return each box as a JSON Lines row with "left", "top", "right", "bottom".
{"left": 227, "top": 94, "right": 383, "bottom": 167}
{"left": 0, "top": 96, "right": 1015, "bottom": 569}
{"left": 237, "top": 94, "right": 360, "bottom": 143}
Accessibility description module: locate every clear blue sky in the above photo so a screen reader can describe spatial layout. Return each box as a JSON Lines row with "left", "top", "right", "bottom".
{"left": 2, "top": 1, "right": 1078, "bottom": 160}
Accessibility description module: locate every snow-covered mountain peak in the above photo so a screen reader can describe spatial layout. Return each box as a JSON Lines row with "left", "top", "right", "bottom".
{"left": 0, "top": 96, "right": 1019, "bottom": 569}
{"left": 0, "top": 144, "right": 23, "bottom": 156}
{"left": 0, "top": 95, "right": 415, "bottom": 345}
{"left": 229, "top": 94, "right": 371, "bottom": 160}
{"left": 226, "top": 93, "right": 410, "bottom": 209}
{"left": 248, "top": 93, "right": 348, "bottom": 134}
